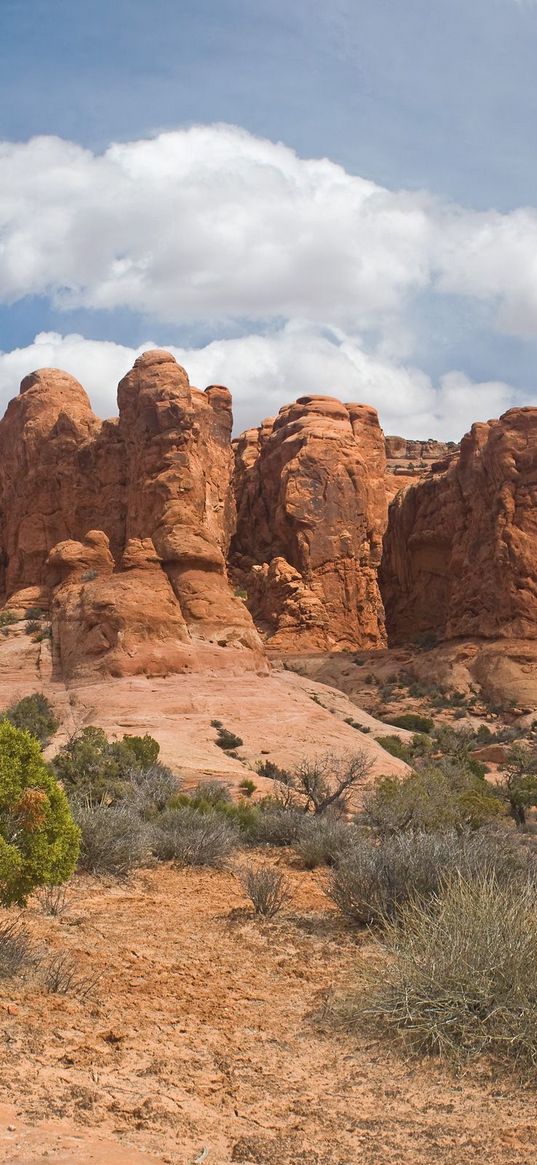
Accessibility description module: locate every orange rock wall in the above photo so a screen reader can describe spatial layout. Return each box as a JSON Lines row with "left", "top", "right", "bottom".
{"left": 0, "top": 353, "right": 263, "bottom": 679}
{"left": 232, "top": 395, "right": 388, "bottom": 650}
{"left": 381, "top": 408, "right": 537, "bottom": 644}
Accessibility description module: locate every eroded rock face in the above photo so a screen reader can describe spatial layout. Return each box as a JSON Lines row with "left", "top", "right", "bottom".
{"left": 384, "top": 435, "right": 458, "bottom": 501}
{"left": 0, "top": 353, "right": 263, "bottom": 678}
{"left": 0, "top": 369, "right": 108, "bottom": 597}
{"left": 381, "top": 408, "right": 537, "bottom": 645}
{"left": 231, "top": 395, "right": 388, "bottom": 650}
{"left": 117, "top": 351, "right": 260, "bottom": 652}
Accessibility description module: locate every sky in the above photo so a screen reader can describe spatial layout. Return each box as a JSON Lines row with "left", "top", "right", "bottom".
{"left": 1, "top": 0, "right": 537, "bottom": 437}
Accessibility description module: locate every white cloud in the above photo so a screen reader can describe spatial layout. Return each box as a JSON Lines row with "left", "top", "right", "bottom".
{"left": 1, "top": 124, "right": 537, "bottom": 440}
{"left": 0, "top": 126, "right": 435, "bottom": 331}
{"left": 0, "top": 326, "right": 521, "bottom": 441}
{"left": 1, "top": 124, "right": 537, "bottom": 339}
{"left": 433, "top": 206, "right": 537, "bottom": 335}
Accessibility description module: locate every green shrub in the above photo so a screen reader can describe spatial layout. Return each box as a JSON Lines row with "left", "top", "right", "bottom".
{"left": 350, "top": 877, "right": 537, "bottom": 1071}
{"left": 53, "top": 728, "right": 161, "bottom": 801}
{"left": 345, "top": 718, "right": 370, "bottom": 732}
{"left": 152, "top": 807, "right": 239, "bottom": 866}
{"left": 6, "top": 693, "right": 58, "bottom": 746}
{"left": 0, "top": 610, "right": 19, "bottom": 627}
{"left": 25, "top": 620, "right": 41, "bottom": 636}
{"left": 387, "top": 713, "right": 434, "bottom": 734}
{"left": 257, "top": 759, "right": 292, "bottom": 782}
{"left": 24, "top": 607, "right": 43, "bottom": 620}
{"left": 363, "top": 765, "right": 505, "bottom": 835}
{"left": 166, "top": 790, "right": 260, "bottom": 836}
{"left": 0, "top": 722, "right": 79, "bottom": 905}
{"left": 215, "top": 726, "right": 243, "bottom": 751}
{"left": 375, "top": 735, "right": 411, "bottom": 762}
{"left": 239, "top": 864, "right": 292, "bottom": 917}
{"left": 216, "top": 799, "right": 261, "bottom": 835}
{"left": 73, "top": 802, "right": 153, "bottom": 874}
{"left": 239, "top": 777, "right": 256, "bottom": 798}
{"left": 328, "top": 828, "right": 533, "bottom": 926}
{"left": 53, "top": 727, "right": 124, "bottom": 801}
{"left": 376, "top": 733, "right": 432, "bottom": 764}
{"left": 112, "top": 733, "right": 160, "bottom": 773}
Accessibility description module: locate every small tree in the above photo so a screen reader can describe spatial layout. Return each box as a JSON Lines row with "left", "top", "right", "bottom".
{"left": 272, "top": 752, "right": 373, "bottom": 815}
{"left": 500, "top": 744, "right": 537, "bottom": 827}
{"left": 0, "top": 722, "right": 79, "bottom": 906}
{"left": 53, "top": 727, "right": 123, "bottom": 801}
{"left": 52, "top": 728, "right": 161, "bottom": 802}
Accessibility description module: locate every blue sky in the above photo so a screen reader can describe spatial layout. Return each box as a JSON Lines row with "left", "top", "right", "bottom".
{"left": 1, "top": 0, "right": 537, "bottom": 436}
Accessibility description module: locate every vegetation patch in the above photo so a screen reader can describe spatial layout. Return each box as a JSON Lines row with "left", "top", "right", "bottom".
{"left": 238, "top": 864, "right": 292, "bottom": 917}
{"left": 348, "top": 877, "right": 537, "bottom": 1073}
{"left": 0, "top": 721, "right": 79, "bottom": 905}
{"left": 6, "top": 692, "right": 58, "bottom": 746}
{"left": 386, "top": 712, "right": 434, "bottom": 734}
{"left": 328, "top": 827, "right": 534, "bottom": 926}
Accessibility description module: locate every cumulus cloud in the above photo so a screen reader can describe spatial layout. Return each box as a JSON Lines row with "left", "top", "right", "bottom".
{"left": 1, "top": 123, "right": 537, "bottom": 439}
{"left": 1, "top": 124, "right": 537, "bottom": 337}
{"left": 0, "top": 126, "right": 435, "bottom": 332}
{"left": 0, "top": 326, "right": 520, "bottom": 441}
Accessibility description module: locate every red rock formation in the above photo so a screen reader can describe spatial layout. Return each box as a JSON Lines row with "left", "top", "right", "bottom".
{"left": 48, "top": 532, "right": 194, "bottom": 680}
{"left": 232, "top": 395, "right": 388, "bottom": 650}
{"left": 0, "top": 369, "right": 108, "bottom": 600}
{"left": 0, "top": 353, "right": 263, "bottom": 679}
{"left": 381, "top": 407, "right": 537, "bottom": 645}
{"left": 384, "top": 435, "right": 458, "bottom": 501}
{"left": 117, "top": 351, "right": 258, "bottom": 651}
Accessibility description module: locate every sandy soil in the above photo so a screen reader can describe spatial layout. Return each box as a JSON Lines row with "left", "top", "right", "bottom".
{"left": 1, "top": 859, "right": 536, "bottom": 1165}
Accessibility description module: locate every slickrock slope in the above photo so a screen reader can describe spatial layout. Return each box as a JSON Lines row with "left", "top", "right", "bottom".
{"left": 0, "top": 352, "right": 263, "bottom": 679}
{"left": 0, "top": 629, "right": 409, "bottom": 789}
{"left": 232, "top": 396, "right": 388, "bottom": 651}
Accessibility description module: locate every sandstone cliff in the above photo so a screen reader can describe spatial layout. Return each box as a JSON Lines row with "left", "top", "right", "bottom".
{"left": 0, "top": 352, "right": 263, "bottom": 679}
{"left": 381, "top": 407, "right": 537, "bottom": 645}
{"left": 231, "top": 395, "right": 388, "bottom": 650}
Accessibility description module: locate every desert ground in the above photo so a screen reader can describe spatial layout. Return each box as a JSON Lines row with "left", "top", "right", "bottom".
{"left": 1, "top": 857, "right": 537, "bottom": 1165}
